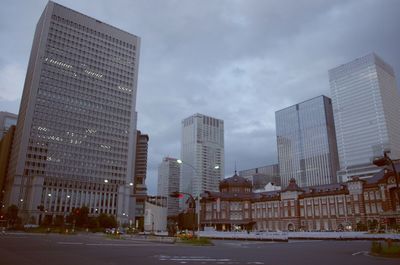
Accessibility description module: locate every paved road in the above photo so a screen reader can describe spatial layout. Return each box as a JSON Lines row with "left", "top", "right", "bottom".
{"left": 0, "top": 233, "right": 397, "bottom": 265}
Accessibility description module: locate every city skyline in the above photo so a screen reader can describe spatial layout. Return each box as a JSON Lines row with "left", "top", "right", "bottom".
{"left": 1, "top": 0, "right": 400, "bottom": 194}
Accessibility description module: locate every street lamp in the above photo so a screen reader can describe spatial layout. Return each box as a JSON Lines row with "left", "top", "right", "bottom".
{"left": 150, "top": 212, "right": 155, "bottom": 234}
{"left": 170, "top": 191, "right": 196, "bottom": 237}
{"left": 176, "top": 159, "right": 220, "bottom": 237}
{"left": 373, "top": 151, "right": 400, "bottom": 209}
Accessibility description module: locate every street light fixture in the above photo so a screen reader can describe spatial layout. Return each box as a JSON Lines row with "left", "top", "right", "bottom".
{"left": 175, "top": 159, "right": 220, "bottom": 238}
{"left": 170, "top": 191, "right": 196, "bottom": 237}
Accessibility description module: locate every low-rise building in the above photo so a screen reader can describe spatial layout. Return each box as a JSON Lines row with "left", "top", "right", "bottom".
{"left": 200, "top": 167, "right": 400, "bottom": 231}
{"left": 144, "top": 196, "right": 167, "bottom": 232}
{"left": 0, "top": 125, "right": 16, "bottom": 209}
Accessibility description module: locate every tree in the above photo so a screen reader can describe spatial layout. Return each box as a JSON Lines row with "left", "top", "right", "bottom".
{"left": 356, "top": 221, "right": 368, "bottom": 231}
{"left": 88, "top": 217, "right": 99, "bottom": 231}
{"left": 97, "top": 213, "right": 117, "bottom": 229}
{"left": 6, "top": 205, "right": 19, "bottom": 226}
{"left": 75, "top": 206, "right": 89, "bottom": 227}
{"left": 54, "top": 215, "right": 64, "bottom": 227}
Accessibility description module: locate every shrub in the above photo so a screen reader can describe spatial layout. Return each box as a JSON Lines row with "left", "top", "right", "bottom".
{"left": 371, "top": 241, "right": 382, "bottom": 254}
{"left": 371, "top": 241, "right": 400, "bottom": 257}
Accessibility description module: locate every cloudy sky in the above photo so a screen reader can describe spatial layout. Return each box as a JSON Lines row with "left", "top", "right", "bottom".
{"left": 1, "top": 0, "right": 400, "bottom": 194}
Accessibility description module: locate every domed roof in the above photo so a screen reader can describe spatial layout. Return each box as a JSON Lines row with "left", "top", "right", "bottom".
{"left": 282, "top": 178, "right": 303, "bottom": 192}
{"left": 220, "top": 172, "right": 252, "bottom": 189}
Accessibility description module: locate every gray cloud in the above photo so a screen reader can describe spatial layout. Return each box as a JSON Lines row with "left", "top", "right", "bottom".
{"left": 1, "top": 0, "right": 400, "bottom": 194}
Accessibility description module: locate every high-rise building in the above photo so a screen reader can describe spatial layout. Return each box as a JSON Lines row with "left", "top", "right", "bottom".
{"left": 4, "top": 1, "right": 140, "bottom": 224}
{"left": 276, "top": 95, "right": 339, "bottom": 187}
{"left": 329, "top": 53, "right": 400, "bottom": 181}
{"left": 157, "top": 157, "right": 180, "bottom": 217}
{"left": 133, "top": 130, "right": 149, "bottom": 229}
{"left": 238, "top": 164, "right": 280, "bottom": 189}
{"left": 180, "top": 113, "right": 224, "bottom": 199}
{"left": 0, "top": 112, "right": 18, "bottom": 139}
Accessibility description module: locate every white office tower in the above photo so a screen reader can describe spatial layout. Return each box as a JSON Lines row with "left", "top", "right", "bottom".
{"left": 276, "top": 96, "right": 339, "bottom": 188}
{"left": 180, "top": 114, "right": 224, "bottom": 200}
{"left": 329, "top": 53, "right": 400, "bottom": 182}
{"left": 157, "top": 157, "right": 180, "bottom": 217}
{"left": 5, "top": 1, "right": 140, "bottom": 224}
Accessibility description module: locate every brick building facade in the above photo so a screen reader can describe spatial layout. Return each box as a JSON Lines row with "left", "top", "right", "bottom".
{"left": 200, "top": 167, "right": 400, "bottom": 232}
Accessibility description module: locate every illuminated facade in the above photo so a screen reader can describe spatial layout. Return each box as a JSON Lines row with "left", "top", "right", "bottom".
{"left": 5, "top": 1, "right": 140, "bottom": 224}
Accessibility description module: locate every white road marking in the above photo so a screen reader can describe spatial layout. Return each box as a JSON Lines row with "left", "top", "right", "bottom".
{"left": 352, "top": 251, "right": 368, "bottom": 256}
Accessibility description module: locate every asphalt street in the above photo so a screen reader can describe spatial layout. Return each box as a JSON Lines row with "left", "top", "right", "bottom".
{"left": 0, "top": 233, "right": 397, "bottom": 265}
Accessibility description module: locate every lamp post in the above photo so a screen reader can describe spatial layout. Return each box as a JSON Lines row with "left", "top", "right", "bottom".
{"left": 150, "top": 212, "right": 155, "bottom": 234}
{"left": 373, "top": 151, "right": 400, "bottom": 210}
{"left": 176, "top": 159, "right": 220, "bottom": 238}
{"left": 170, "top": 191, "right": 196, "bottom": 237}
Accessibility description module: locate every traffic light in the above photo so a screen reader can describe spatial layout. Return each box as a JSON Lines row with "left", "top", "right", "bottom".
{"left": 170, "top": 192, "right": 184, "bottom": 198}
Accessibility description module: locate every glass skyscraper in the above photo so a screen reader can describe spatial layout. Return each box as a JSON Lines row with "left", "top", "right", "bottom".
{"left": 5, "top": 1, "right": 140, "bottom": 224}
{"left": 180, "top": 113, "right": 224, "bottom": 199}
{"left": 329, "top": 53, "right": 400, "bottom": 181}
{"left": 276, "top": 96, "right": 339, "bottom": 187}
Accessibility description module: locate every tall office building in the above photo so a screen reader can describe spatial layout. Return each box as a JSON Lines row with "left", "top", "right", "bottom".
{"left": 0, "top": 112, "right": 18, "bottom": 139}
{"left": 5, "top": 1, "right": 140, "bottom": 224}
{"left": 276, "top": 95, "right": 339, "bottom": 187}
{"left": 329, "top": 53, "right": 400, "bottom": 182}
{"left": 132, "top": 130, "right": 148, "bottom": 229}
{"left": 180, "top": 113, "right": 224, "bottom": 199}
{"left": 157, "top": 157, "right": 180, "bottom": 217}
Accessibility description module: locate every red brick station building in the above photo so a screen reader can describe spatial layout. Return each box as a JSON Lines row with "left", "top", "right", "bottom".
{"left": 200, "top": 166, "right": 400, "bottom": 232}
